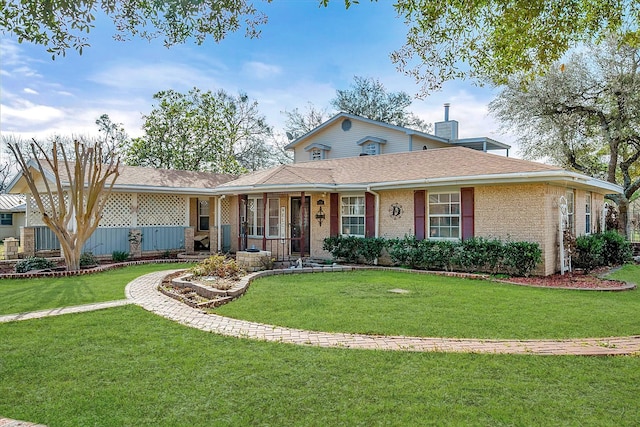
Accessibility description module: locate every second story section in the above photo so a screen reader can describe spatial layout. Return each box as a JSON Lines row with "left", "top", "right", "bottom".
{"left": 285, "top": 108, "right": 510, "bottom": 164}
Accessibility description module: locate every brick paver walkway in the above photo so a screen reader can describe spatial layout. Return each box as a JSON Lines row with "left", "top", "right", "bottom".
{"left": 125, "top": 270, "right": 640, "bottom": 356}
{"left": 2, "top": 270, "right": 639, "bottom": 356}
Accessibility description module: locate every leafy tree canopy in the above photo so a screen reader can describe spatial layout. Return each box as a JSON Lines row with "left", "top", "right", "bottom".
{"left": 0, "top": 0, "right": 270, "bottom": 58}
{"left": 123, "top": 87, "right": 274, "bottom": 174}
{"left": 490, "top": 36, "right": 640, "bottom": 236}
{"left": 331, "top": 76, "right": 431, "bottom": 132}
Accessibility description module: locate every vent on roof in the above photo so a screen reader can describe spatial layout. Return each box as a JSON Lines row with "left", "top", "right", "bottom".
{"left": 422, "top": 145, "right": 428, "bottom": 150}
{"left": 341, "top": 119, "right": 352, "bottom": 131}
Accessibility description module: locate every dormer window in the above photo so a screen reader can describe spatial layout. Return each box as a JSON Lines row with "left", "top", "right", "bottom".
{"left": 304, "top": 143, "right": 331, "bottom": 161}
{"left": 356, "top": 136, "right": 386, "bottom": 156}
{"left": 364, "top": 143, "right": 378, "bottom": 155}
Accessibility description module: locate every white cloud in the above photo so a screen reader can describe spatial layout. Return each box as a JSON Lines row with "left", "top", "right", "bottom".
{"left": 89, "top": 62, "right": 220, "bottom": 92}
{"left": 23, "top": 88, "right": 38, "bottom": 95}
{"left": 242, "top": 61, "right": 282, "bottom": 79}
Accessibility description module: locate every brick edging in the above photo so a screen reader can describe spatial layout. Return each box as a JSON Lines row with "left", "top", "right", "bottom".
{"left": 0, "top": 259, "right": 197, "bottom": 280}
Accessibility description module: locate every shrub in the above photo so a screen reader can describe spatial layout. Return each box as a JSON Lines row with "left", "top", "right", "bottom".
{"left": 598, "top": 231, "right": 632, "bottom": 266}
{"left": 189, "top": 255, "right": 243, "bottom": 279}
{"left": 15, "top": 256, "right": 56, "bottom": 273}
{"left": 358, "top": 237, "right": 386, "bottom": 264}
{"left": 422, "top": 240, "right": 456, "bottom": 271}
{"left": 322, "top": 235, "right": 360, "bottom": 263}
{"left": 573, "top": 235, "right": 604, "bottom": 273}
{"left": 79, "top": 252, "right": 98, "bottom": 268}
{"left": 502, "top": 241, "right": 542, "bottom": 277}
{"left": 112, "top": 251, "right": 130, "bottom": 262}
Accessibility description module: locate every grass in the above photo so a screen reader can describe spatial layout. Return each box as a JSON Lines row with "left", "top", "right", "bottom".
{"left": 0, "top": 262, "right": 191, "bottom": 315}
{"left": 215, "top": 264, "right": 640, "bottom": 339}
{"left": 1, "top": 305, "right": 639, "bottom": 426}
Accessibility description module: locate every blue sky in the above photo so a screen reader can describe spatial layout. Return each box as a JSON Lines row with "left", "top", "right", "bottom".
{"left": 0, "top": 1, "right": 516, "bottom": 152}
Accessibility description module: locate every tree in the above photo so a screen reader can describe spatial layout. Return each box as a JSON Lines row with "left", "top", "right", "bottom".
{"left": 385, "top": 0, "right": 640, "bottom": 94}
{"left": 489, "top": 37, "right": 640, "bottom": 237}
{"left": 331, "top": 76, "right": 431, "bottom": 132}
{"left": 95, "top": 114, "right": 129, "bottom": 162}
{"left": 0, "top": 0, "right": 269, "bottom": 58}
{"left": 282, "top": 103, "right": 331, "bottom": 140}
{"left": 123, "top": 88, "right": 275, "bottom": 173}
{"left": 8, "top": 139, "right": 120, "bottom": 271}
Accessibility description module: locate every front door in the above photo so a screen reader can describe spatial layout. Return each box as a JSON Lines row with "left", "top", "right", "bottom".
{"left": 291, "top": 196, "right": 310, "bottom": 255}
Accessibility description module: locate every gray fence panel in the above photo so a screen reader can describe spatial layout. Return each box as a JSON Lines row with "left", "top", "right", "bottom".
{"left": 222, "top": 225, "right": 231, "bottom": 252}
{"left": 141, "top": 227, "right": 186, "bottom": 251}
{"left": 34, "top": 226, "right": 60, "bottom": 251}
{"left": 82, "top": 228, "right": 129, "bottom": 256}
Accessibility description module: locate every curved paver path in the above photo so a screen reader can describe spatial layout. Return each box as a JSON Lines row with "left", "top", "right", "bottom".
{"left": 125, "top": 270, "right": 640, "bottom": 356}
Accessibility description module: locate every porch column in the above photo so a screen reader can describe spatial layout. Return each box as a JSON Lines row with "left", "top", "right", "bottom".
{"left": 238, "top": 195, "right": 248, "bottom": 251}
{"left": 300, "top": 191, "right": 305, "bottom": 258}
{"left": 262, "top": 192, "right": 267, "bottom": 251}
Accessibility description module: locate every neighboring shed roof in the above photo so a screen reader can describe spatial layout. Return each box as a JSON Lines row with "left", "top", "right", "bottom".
{"left": 7, "top": 161, "right": 237, "bottom": 195}
{"left": 218, "top": 147, "right": 622, "bottom": 195}
{"left": 0, "top": 194, "right": 26, "bottom": 212}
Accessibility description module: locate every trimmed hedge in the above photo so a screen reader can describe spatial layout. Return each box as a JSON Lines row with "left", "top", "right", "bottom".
{"left": 573, "top": 231, "right": 632, "bottom": 272}
{"left": 323, "top": 235, "right": 542, "bottom": 277}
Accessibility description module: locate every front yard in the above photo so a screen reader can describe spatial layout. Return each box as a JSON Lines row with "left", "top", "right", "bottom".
{"left": 215, "top": 265, "right": 640, "bottom": 339}
{"left": 0, "top": 264, "right": 638, "bottom": 425}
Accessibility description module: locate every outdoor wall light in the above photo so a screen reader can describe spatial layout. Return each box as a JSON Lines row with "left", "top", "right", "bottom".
{"left": 315, "top": 206, "right": 326, "bottom": 226}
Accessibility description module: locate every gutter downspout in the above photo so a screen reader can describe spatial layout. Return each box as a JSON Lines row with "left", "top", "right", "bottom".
{"left": 217, "top": 195, "right": 226, "bottom": 252}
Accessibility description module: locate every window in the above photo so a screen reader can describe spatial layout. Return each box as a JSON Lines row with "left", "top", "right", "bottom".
{"left": 247, "top": 197, "right": 280, "bottom": 237}
{"left": 364, "top": 143, "right": 378, "bottom": 156}
{"left": 0, "top": 213, "right": 12, "bottom": 226}
{"left": 585, "top": 193, "right": 592, "bottom": 234}
{"left": 198, "top": 199, "right": 209, "bottom": 231}
{"left": 268, "top": 199, "right": 280, "bottom": 237}
{"left": 341, "top": 196, "right": 365, "bottom": 237}
{"left": 428, "top": 192, "right": 460, "bottom": 239}
{"left": 311, "top": 149, "right": 322, "bottom": 161}
{"left": 566, "top": 190, "right": 575, "bottom": 232}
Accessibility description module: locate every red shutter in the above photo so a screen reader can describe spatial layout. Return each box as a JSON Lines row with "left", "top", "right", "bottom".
{"left": 414, "top": 190, "right": 426, "bottom": 240}
{"left": 330, "top": 193, "right": 339, "bottom": 237}
{"left": 365, "top": 192, "right": 375, "bottom": 237}
{"left": 461, "top": 187, "right": 474, "bottom": 240}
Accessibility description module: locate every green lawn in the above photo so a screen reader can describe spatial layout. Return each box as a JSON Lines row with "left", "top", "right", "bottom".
{"left": 1, "top": 305, "right": 639, "bottom": 426}
{"left": 215, "top": 264, "right": 640, "bottom": 340}
{"left": 0, "top": 263, "right": 191, "bottom": 315}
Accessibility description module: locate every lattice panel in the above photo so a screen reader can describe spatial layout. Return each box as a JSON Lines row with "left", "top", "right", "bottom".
{"left": 100, "top": 193, "right": 133, "bottom": 227}
{"left": 27, "top": 193, "right": 68, "bottom": 226}
{"left": 221, "top": 197, "right": 231, "bottom": 225}
{"left": 138, "top": 193, "right": 186, "bottom": 226}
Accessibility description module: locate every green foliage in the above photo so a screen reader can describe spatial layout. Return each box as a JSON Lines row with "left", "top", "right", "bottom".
{"left": 573, "top": 232, "right": 632, "bottom": 272}
{"left": 388, "top": 0, "right": 639, "bottom": 93}
{"left": 0, "top": 1, "right": 266, "bottom": 58}
{"left": 328, "top": 235, "right": 541, "bottom": 276}
{"left": 122, "top": 88, "right": 274, "bottom": 173}
{"left": 502, "top": 241, "right": 542, "bottom": 277}
{"left": 112, "top": 251, "right": 130, "bottom": 262}
{"left": 189, "top": 255, "right": 243, "bottom": 279}
{"left": 79, "top": 252, "right": 98, "bottom": 267}
{"left": 331, "top": 76, "right": 431, "bottom": 132}
{"left": 322, "top": 235, "right": 385, "bottom": 265}
{"left": 599, "top": 231, "right": 633, "bottom": 266}
{"left": 378, "top": 236, "right": 540, "bottom": 276}
{"left": 574, "top": 235, "right": 604, "bottom": 273}
{"left": 14, "top": 256, "right": 56, "bottom": 273}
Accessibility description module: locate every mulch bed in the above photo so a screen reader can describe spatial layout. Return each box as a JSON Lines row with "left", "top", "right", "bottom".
{"left": 501, "top": 268, "right": 632, "bottom": 290}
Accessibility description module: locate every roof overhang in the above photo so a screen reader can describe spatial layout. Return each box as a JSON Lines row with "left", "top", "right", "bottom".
{"left": 303, "top": 143, "right": 332, "bottom": 152}
{"left": 356, "top": 136, "right": 387, "bottom": 146}
{"left": 215, "top": 170, "right": 623, "bottom": 196}
{"left": 451, "top": 137, "right": 511, "bottom": 151}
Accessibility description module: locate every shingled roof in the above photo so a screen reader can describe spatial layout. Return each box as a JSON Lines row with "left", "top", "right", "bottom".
{"left": 7, "top": 161, "right": 237, "bottom": 195}
{"left": 218, "top": 147, "right": 621, "bottom": 195}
